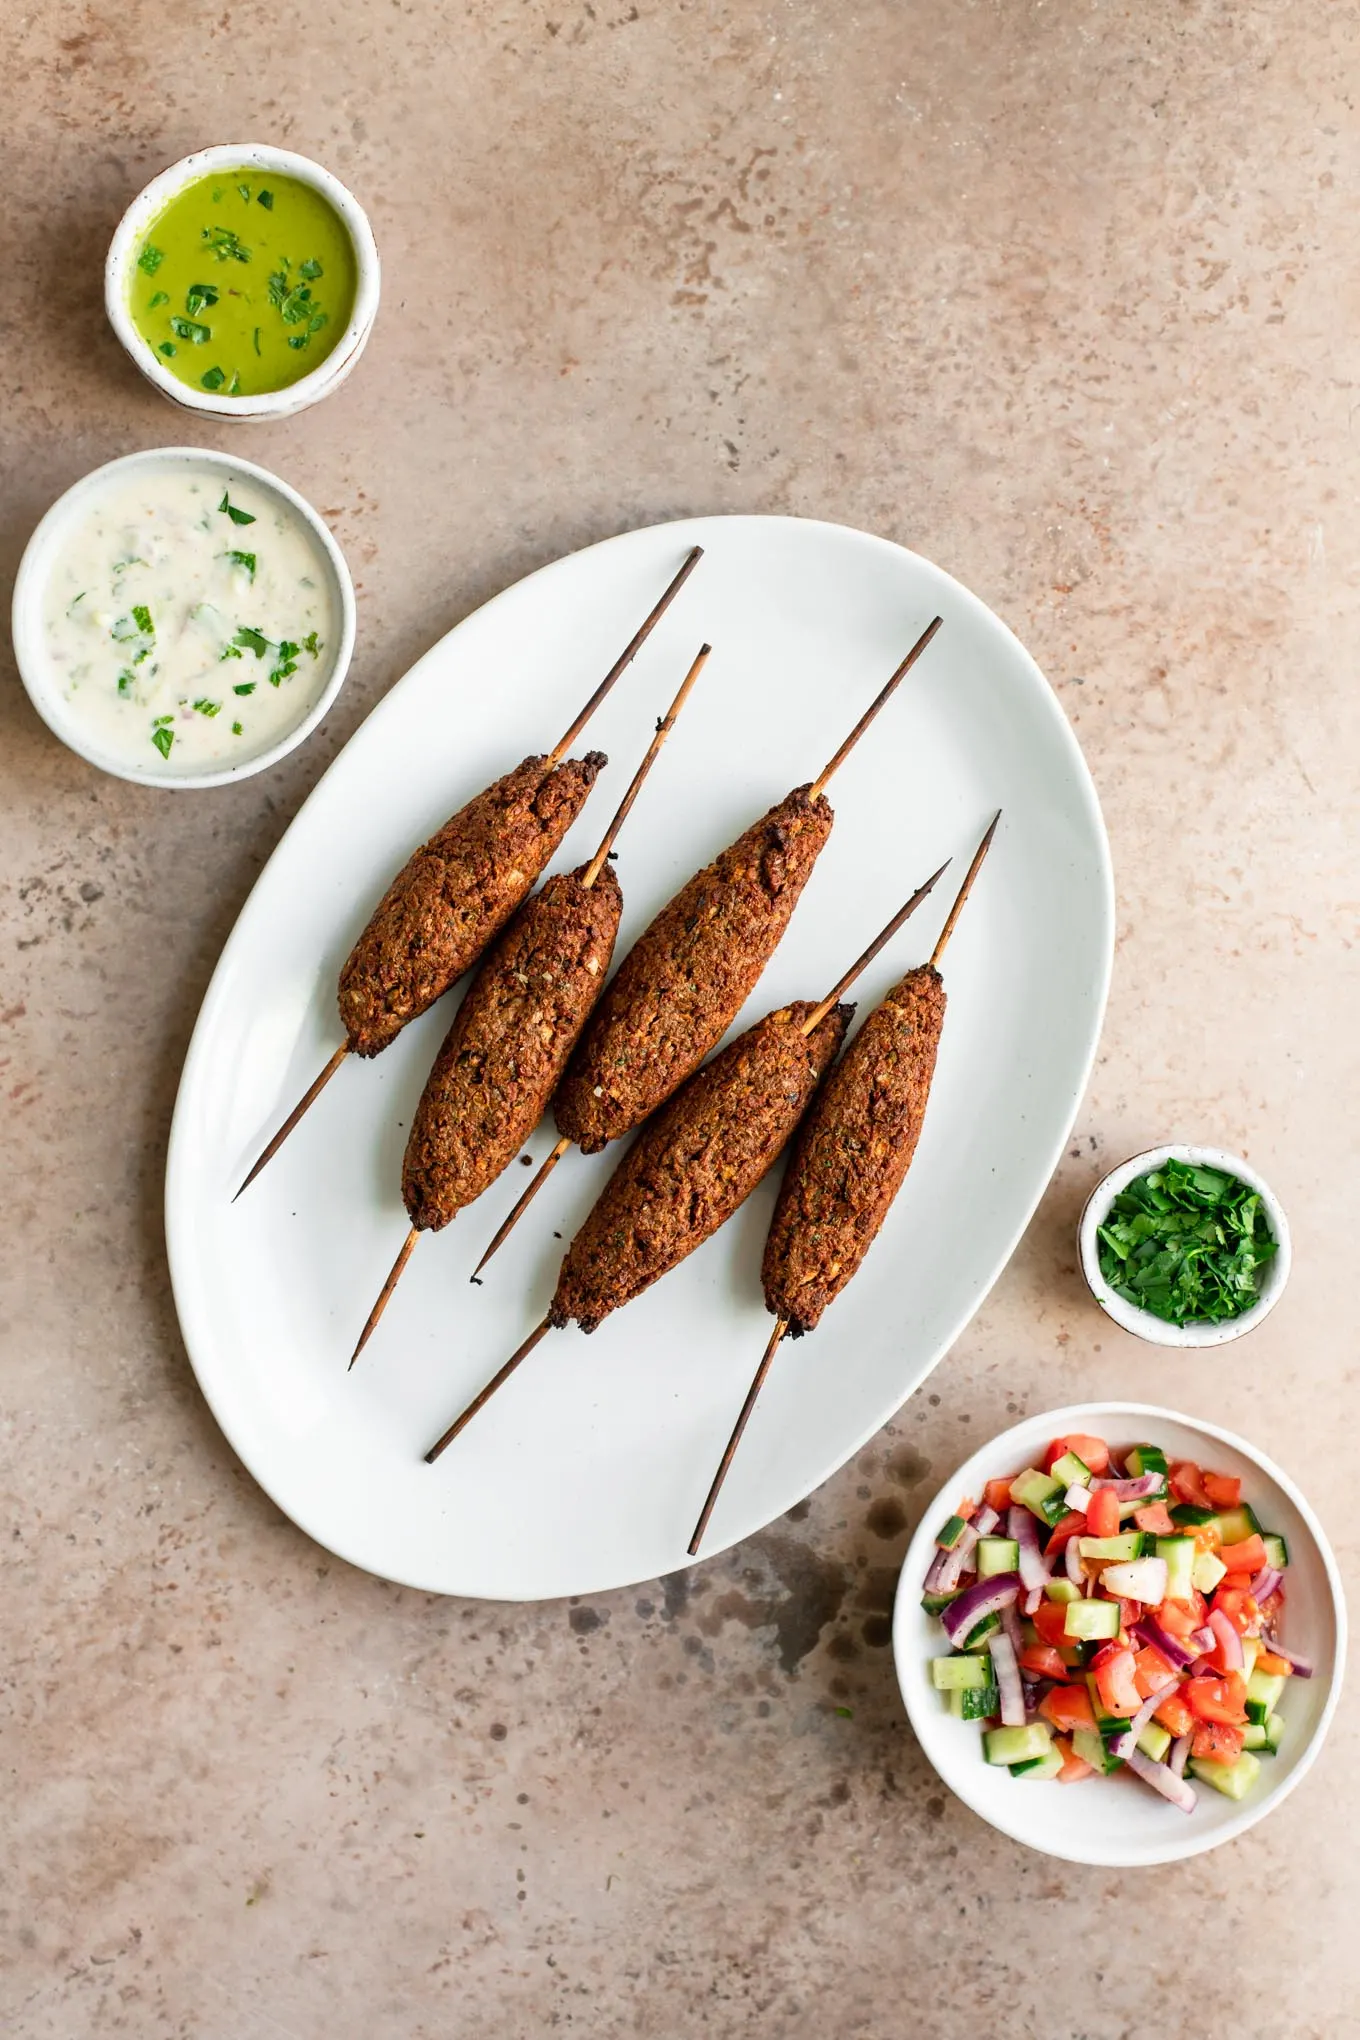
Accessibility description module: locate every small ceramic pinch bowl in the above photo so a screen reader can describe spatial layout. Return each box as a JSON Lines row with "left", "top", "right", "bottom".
{"left": 11, "top": 445, "right": 356, "bottom": 790}
{"left": 105, "top": 143, "right": 380, "bottom": 422}
{"left": 1079, "top": 1144, "right": 1291, "bottom": 1349}
{"left": 893, "top": 1401, "right": 1345, "bottom": 1867}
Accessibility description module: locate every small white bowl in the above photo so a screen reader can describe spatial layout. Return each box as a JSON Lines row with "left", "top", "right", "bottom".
{"left": 105, "top": 143, "right": 380, "bottom": 422}
{"left": 1079, "top": 1144, "right": 1291, "bottom": 1348}
{"left": 893, "top": 1401, "right": 1346, "bottom": 1867}
{"left": 12, "top": 446, "right": 356, "bottom": 791}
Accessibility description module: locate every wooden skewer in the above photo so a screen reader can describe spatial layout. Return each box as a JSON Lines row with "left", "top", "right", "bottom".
{"left": 799, "top": 860, "right": 951, "bottom": 1038}
{"left": 808, "top": 616, "right": 943, "bottom": 801}
{"left": 688, "top": 812, "right": 1001, "bottom": 1555}
{"left": 471, "top": 1135, "right": 571, "bottom": 1283}
{"left": 349, "top": 1226, "right": 419, "bottom": 1368}
{"left": 930, "top": 810, "right": 1001, "bottom": 968}
{"left": 688, "top": 1316, "right": 789, "bottom": 1555}
{"left": 425, "top": 1317, "right": 553, "bottom": 1462}
{"left": 232, "top": 1045, "right": 349, "bottom": 1202}
{"left": 440, "top": 856, "right": 951, "bottom": 1462}
{"left": 547, "top": 547, "right": 703, "bottom": 765}
{"left": 232, "top": 553, "right": 703, "bottom": 1204}
{"left": 348, "top": 647, "right": 712, "bottom": 1360}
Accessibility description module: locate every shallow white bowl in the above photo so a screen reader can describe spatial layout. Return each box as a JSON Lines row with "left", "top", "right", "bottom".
{"left": 1079, "top": 1144, "right": 1291, "bottom": 1348}
{"left": 105, "top": 143, "right": 380, "bottom": 422}
{"left": 893, "top": 1401, "right": 1345, "bottom": 1867}
{"left": 11, "top": 446, "right": 357, "bottom": 790}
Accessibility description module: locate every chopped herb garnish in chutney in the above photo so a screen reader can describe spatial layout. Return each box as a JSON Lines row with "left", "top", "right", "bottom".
{"left": 1096, "top": 1159, "right": 1278, "bottom": 1325}
{"left": 127, "top": 168, "right": 357, "bottom": 397}
{"left": 218, "top": 492, "right": 256, "bottom": 526}
{"left": 227, "top": 550, "right": 257, "bottom": 579}
{"left": 152, "top": 726, "right": 175, "bottom": 759}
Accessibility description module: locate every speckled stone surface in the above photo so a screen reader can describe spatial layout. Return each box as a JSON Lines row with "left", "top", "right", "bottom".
{"left": 3, "top": 2, "right": 1357, "bottom": 2034}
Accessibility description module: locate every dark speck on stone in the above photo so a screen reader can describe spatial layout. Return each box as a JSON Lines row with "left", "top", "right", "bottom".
{"left": 634, "top": 1598, "right": 654, "bottom": 1619}
{"left": 785, "top": 1498, "right": 811, "bottom": 1522}
{"left": 662, "top": 1570, "right": 690, "bottom": 1622}
{"left": 569, "top": 1606, "right": 604, "bottom": 1634}
{"left": 925, "top": 1795, "right": 945, "bottom": 1820}
{"left": 489, "top": 1722, "right": 508, "bottom": 1740}
{"left": 865, "top": 1496, "right": 908, "bottom": 1540}
{"left": 861, "top": 1614, "right": 893, "bottom": 1648}
{"left": 79, "top": 881, "right": 103, "bottom": 902}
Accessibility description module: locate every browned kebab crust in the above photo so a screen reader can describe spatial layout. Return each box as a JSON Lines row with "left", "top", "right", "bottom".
{"left": 401, "top": 863, "right": 623, "bottom": 1231}
{"left": 550, "top": 999, "right": 851, "bottom": 1335}
{"left": 761, "top": 964, "right": 947, "bottom": 1337}
{"left": 338, "top": 751, "right": 607, "bottom": 1057}
{"left": 552, "top": 787, "right": 834, "bottom": 1153}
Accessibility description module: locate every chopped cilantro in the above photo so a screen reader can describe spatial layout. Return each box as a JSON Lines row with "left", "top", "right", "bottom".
{"left": 220, "top": 645, "right": 243, "bottom": 661}
{"left": 201, "top": 366, "right": 227, "bottom": 391}
{"left": 252, "top": 326, "right": 262, "bottom": 356}
{"left": 152, "top": 714, "right": 175, "bottom": 726}
{"left": 237, "top": 182, "right": 251, "bottom": 202}
{"left": 117, "top": 670, "right": 135, "bottom": 696}
{"left": 233, "top": 682, "right": 257, "bottom": 696}
{"left": 276, "top": 640, "right": 299, "bottom": 661}
{"left": 151, "top": 726, "right": 174, "bottom": 760}
{"left": 234, "top": 627, "right": 271, "bottom": 658}
{"left": 218, "top": 492, "right": 256, "bottom": 527}
{"left": 137, "top": 243, "right": 165, "bottom": 275}
{"left": 268, "top": 660, "right": 298, "bottom": 686}
{"left": 185, "top": 281, "right": 220, "bottom": 318}
{"left": 227, "top": 550, "right": 257, "bottom": 578}
{"left": 148, "top": 290, "right": 169, "bottom": 309}
{"left": 299, "top": 258, "right": 323, "bottom": 280}
{"left": 170, "top": 315, "right": 211, "bottom": 344}
{"left": 158, "top": 341, "right": 177, "bottom": 357}
{"left": 131, "top": 604, "right": 153, "bottom": 636}
{"left": 1096, "top": 1159, "right": 1279, "bottom": 1326}
{"left": 303, "top": 631, "right": 321, "bottom": 657}
{"left": 257, "top": 189, "right": 274, "bottom": 210}
{"left": 194, "top": 698, "right": 222, "bottom": 717}
{"left": 232, "top": 721, "right": 244, "bottom": 735}
{"left": 202, "top": 224, "right": 250, "bottom": 263}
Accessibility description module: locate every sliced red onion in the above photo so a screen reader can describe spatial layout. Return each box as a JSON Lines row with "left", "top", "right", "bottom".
{"left": 1264, "top": 1641, "right": 1315, "bottom": 1678}
{"left": 1064, "top": 1484, "right": 1092, "bottom": 1515}
{"left": 987, "top": 1630, "right": 1026, "bottom": 1728}
{"left": 1007, "top": 1506, "right": 1052, "bottom": 1591}
{"left": 1132, "top": 1616, "right": 1196, "bottom": 1670}
{"left": 1168, "top": 1732, "right": 1193, "bottom": 1778}
{"left": 1207, "top": 1609, "right": 1244, "bottom": 1671}
{"left": 972, "top": 1504, "right": 1000, "bottom": 1538}
{"left": 940, "top": 1572, "right": 1022, "bottom": 1647}
{"left": 1090, "top": 1472, "right": 1164, "bottom": 1501}
{"left": 1249, "top": 1565, "right": 1283, "bottom": 1605}
{"left": 1000, "top": 1596, "right": 1025, "bottom": 1657}
{"left": 935, "top": 1522, "right": 981, "bottom": 1594}
{"left": 923, "top": 1545, "right": 954, "bottom": 1594}
{"left": 1023, "top": 1586, "right": 1044, "bottom": 1616}
{"left": 1065, "top": 1535, "right": 1084, "bottom": 1586}
{"left": 1111, "top": 1678, "right": 1181, "bottom": 1759}
{"left": 1125, "top": 1744, "right": 1197, "bottom": 1813}
{"left": 1190, "top": 1625, "right": 1217, "bottom": 1655}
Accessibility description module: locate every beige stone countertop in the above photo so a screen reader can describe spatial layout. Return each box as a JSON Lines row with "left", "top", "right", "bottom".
{"left": 3, "top": 2, "right": 1356, "bottom": 2034}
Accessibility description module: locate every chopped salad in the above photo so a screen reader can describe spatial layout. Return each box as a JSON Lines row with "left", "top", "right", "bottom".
{"left": 923, "top": 1434, "right": 1310, "bottom": 1810}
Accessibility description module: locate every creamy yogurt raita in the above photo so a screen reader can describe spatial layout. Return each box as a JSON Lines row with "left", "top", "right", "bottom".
{"left": 40, "top": 465, "right": 338, "bottom": 774}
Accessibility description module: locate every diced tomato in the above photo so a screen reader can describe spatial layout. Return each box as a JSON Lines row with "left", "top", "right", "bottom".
{"left": 1210, "top": 1584, "right": 1259, "bottom": 1635}
{"left": 1191, "top": 1519, "right": 1223, "bottom": 1553}
{"left": 1152, "top": 1590, "right": 1206, "bottom": 1638}
{"left": 1219, "top": 1533, "right": 1267, "bottom": 1575}
{"left": 983, "top": 1478, "right": 1013, "bottom": 1514}
{"left": 1033, "top": 1601, "right": 1072, "bottom": 1649}
{"left": 1133, "top": 1502, "right": 1175, "bottom": 1536}
{"left": 1042, "top": 1433, "right": 1111, "bottom": 1476}
{"left": 1086, "top": 1488, "right": 1120, "bottom": 1539}
{"left": 1092, "top": 1644, "right": 1142, "bottom": 1718}
{"left": 1044, "top": 1511, "right": 1087, "bottom": 1552}
{"left": 1019, "top": 1643, "right": 1073, "bottom": 1683}
{"left": 1056, "top": 1735, "right": 1095, "bottom": 1784}
{"left": 1169, "top": 1461, "right": 1214, "bottom": 1510}
{"left": 1132, "top": 1644, "right": 1178, "bottom": 1698}
{"left": 1191, "top": 1719, "right": 1245, "bottom": 1762}
{"left": 956, "top": 1496, "right": 977, "bottom": 1521}
{"left": 1254, "top": 1648, "right": 1294, "bottom": 1678}
{"left": 1154, "top": 1688, "right": 1195, "bottom": 1737}
{"left": 1184, "top": 1672, "right": 1248, "bottom": 1726}
{"left": 1040, "top": 1684, "right": 1097, "bottom": 1734}
{"left": 1203, "top": 1472, "right": 1241, "bottom": 1509}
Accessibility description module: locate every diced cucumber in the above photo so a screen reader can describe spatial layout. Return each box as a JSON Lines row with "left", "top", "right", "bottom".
{"left": 1010, "top": 1467, "right": 1063, "bottom": 1521}
{"left": 1189, "top": 1750, "right": 1262, "bottom": 1801}
{"left": 931, "top": 1654, "right": 993, "bottom": 1692}
{"left": 976, "top": 1536, "right": 1020, "bottom": 1578}
{"left": 1241, "top": 1635, "right": 1261, "bottom": 1679}
{"left": 922, "top": 1589, "right": 962, "bottom": 1616}
{"left": 1191, "top": 1546, "right": 1227, "bottom": 1596}
{"left": 1078, "top": 1531, "right": 1149, "bottom": 1562}
{"left": 1241, "top": 1714, "right": 1284, "bottom": 1754}
{"left": 1169, "top": 1503, "right": 1216, "bottom": 1527}
{"left": 982, "top": 1722, "right": 1053, "bottom": 1767}
{"left": 949, "top": 1682, "right": 1000, "bottom": 1721}
{"left": 1212, "top": 1504, "right": 1263, "bottom": 1546}
{"left": 1136, "top": 1721, "right": 1173, "bottom": 1763}
{"left": 1044, "top": 1578, "right": 1081, "bottom": 1604}
{"left": 1263, "top": 1711, "right": 1285, "bottom": 1754}
{"left": 1262, "top": 1533, "right": 1290, "bottom": 1571}
{"left": 962, "top": 1612, "right": 1001, "bottom": 1650}
{"left": 1244, "top": 1667, "right": 1287, "bottom": 1724}
{"left": 1242, "top": 1719, "right": 1268, "bottom": 1750}
{"left": 1072, "top": 1725, "right": 1123, "bottom": 1775}
{"left": 1050, "top": 1450, "right": 1091, "bottom": 1489}
{"left": 1126, "top": 1444, "right": 1169, "bottom": 1481}
{"left": 936, "top": 1512, "right": 970, "bottom": 1550}
{"left": 1064, "top": 1598, "right": 1121, "bottom": 1641}
{"left": 1156, "top": 1534, "right": 1196, "bottom": 1602}
{"left": 1011, "top": 1748, "right": 1065, "bottom": 1780}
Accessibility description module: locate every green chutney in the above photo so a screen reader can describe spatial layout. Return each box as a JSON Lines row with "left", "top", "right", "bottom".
{"left": 129, "top": 169, "right": 358, "bottom": 397}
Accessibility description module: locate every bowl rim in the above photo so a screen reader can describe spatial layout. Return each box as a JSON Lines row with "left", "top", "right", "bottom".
{"left": 11, "top": 445, "right": 357, "bottom": 790}
{"left": 893, "top": 1398, "right": 1346, "bottom": 1867}
{"left": 1078, "top": 1143, "right": 1292, "bottom": 1348}
{"left": 104, "top": 142, "right": 380, "bottom": 420}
